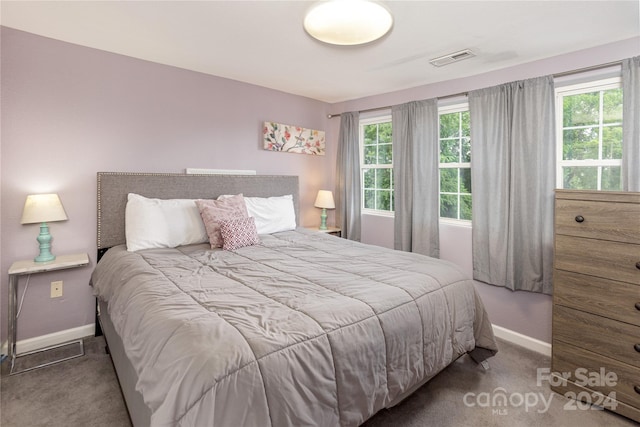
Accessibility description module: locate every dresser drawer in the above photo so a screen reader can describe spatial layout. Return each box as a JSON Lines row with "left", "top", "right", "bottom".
{"left": 553, "top": 339, "right": 640, "bottom": 410}
{"left": 554, "top": 270, "right": 640, "bottom": 327}
{"left": 555, "top": 197, "right": 640, "bottom": 244}
{"left": 553, "top": 305, "right": 640, "bottom": 369}
{"left": 555, "top": 234, "right": 640, "bottom": 285}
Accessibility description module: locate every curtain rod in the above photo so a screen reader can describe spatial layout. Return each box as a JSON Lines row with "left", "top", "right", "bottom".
{"left": 327, "top": 91, "right": 465, "bottom": 119}
{"left": 553, "top": 60, "right": 621, "bottom": 78}
{"left": 327, "top": 60, "right": 623, "bottom": 119}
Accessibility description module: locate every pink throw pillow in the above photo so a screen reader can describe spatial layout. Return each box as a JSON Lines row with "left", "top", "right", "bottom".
{"left": 196, "top": 195, "right": 248, "bottom": 248}
{"left": 219, "top": 217, "right": 261, "bottom": 250}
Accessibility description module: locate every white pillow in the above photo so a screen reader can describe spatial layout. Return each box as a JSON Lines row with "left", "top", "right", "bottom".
{"left": 125, "top": 193, "right": 209, "bottom": 252}
{"left": 218, "top": 194, "right": 296, "bottom": 234}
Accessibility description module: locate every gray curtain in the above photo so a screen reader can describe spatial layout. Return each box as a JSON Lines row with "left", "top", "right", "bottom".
{"left": 622, "top": 56, "right": 640, "bottom": 192}
{"left": 469, "top": 76, "right": 555, "bottom": 294}
{"left": 392, "top": 99, "right": 440, "bottom": 257}
{"left": 336, "top": 111, "right": 361, "bottom": 241}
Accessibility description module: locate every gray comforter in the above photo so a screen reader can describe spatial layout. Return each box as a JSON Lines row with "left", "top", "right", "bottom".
{"left": 91, "top": 229, "right": 497, "bottom": 427}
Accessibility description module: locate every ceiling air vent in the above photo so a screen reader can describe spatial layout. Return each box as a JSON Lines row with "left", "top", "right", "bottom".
{"left": 429, "top": 49, "right": 475, "bottom": 67}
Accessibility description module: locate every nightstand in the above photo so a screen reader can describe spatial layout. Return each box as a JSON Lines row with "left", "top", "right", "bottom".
{"left": 7, "top": 253, "right": 89, "bottom": 375}
{"left": 306, "top": 226, "right": 342, "bottom": 237}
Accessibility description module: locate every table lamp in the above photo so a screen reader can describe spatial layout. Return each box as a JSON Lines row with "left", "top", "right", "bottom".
{"left": 314, "top": 190, "right": 335, "bottom": 230}
{"left": 21, "top": 194, "right": 68, "bottom": 263}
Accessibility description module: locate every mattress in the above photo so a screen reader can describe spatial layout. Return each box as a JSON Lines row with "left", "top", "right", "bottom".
{"left": 91, "top": 229, "right": 497, "bottom": 427}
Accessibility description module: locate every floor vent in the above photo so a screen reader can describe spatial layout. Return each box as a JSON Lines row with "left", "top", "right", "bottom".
{"left": 429, "top": 49, "right": 475, "bottom": 67}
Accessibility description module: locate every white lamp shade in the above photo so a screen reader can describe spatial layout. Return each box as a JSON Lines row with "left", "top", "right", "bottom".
{"left": 303, "top": 0, "right": 393, "bottom": 46}
{"left": 21, "top": 194, "right": 68, "bottom": 224}
{"left": 314, "top": 190, "right": 335, "bottom": 209}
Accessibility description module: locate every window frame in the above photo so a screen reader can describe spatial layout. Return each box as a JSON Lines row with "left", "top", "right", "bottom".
{"left": 438, "top": 102, "right": 472, "bottom": 224}
{"left": 555, "top": 76, "right": 623, "bottom": 191}
{"left": 360, "top": 114, "right": 394, "bottom": 217}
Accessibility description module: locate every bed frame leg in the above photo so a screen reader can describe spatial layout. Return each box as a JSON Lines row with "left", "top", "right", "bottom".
{"left": 95, "top": 298, "right": 103, "bottom": 337}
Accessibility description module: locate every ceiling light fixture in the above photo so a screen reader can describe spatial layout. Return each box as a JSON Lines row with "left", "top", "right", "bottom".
{"left": 304, "top": 0, "right": 393, "bottom": 46}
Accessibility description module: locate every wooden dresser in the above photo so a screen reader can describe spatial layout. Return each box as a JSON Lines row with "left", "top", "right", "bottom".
{"left": 552, "top": 190, "right": 640, "bottom": 422}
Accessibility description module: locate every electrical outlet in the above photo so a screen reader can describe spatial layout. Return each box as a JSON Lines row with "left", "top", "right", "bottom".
{"left": 51, "top": 281, "right": 63, "bottom": 298}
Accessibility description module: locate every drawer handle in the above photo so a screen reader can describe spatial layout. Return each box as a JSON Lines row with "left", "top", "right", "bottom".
{"left": 636, "top": 302, "right": 640, "bottom": 311}
{"left": 636, "top": 261, "right": 640, "bottom": 270}
{"left": 636, "top": 344, "right": 640, "bottom": 353}
{"left": 575, "top": 215, "right": 585, "bottom": 223}
{"left": 635, "top": 385, "right": 640, "bottom": 395}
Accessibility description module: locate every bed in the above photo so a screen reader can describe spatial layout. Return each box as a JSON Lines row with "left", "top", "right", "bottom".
{"left": 91, "top": 172, "right": 498, "bottom": 427}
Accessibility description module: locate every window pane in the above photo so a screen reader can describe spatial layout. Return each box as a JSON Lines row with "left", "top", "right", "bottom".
{"left": 376, "top": 168, "right": 391, "bottom": 190}
{"left": 364, "top": 145, "right": 377, "bottom": 164}
{"left": 460, "top": 195, "right": 473, "bottom": 220}
{"left": 361, "top": 119, "right": 393, "bottom": 213}
{"left": 563, "top": 128, "right": 599, "bottom": 160}
{"left": 378, "top": 143, "right": 392, "bottom": 164}
{"left": 439, "top": 107, "right": 471, "bottom": 220}
{"left": 461, "top": 137, "right": 471, "bottom": 163}
{"left": 558, "top": 82, "right": 622, "bottom": 191}
{"left": 363, "top": 168, "right": 375, "bottom": 188}
{"left": 460, "top": 168, "right": 472, "bottom": 193}
{"left": 440, "top": 168, "right": 458, "bottom": 192}
{"left": 461, "top": 111, "right": 470, "bottom": 136}
{"left": 439, "top": 113, "right": 460, "bottom": 138}
{"left": 602, "top": 126, "right": 622, "bottom": 159}
{"left": 364, "top": 189, "right": 375, "bottom": 209}
{"left": 603, "top": 88, "right": 623, "bottom": 124}
{"left": 563, "top": 166, "right": 598, "bottom": 190}
{"left": 440, "top": 139, "right": 460, "bottom": 163}
{"left": 563, "top": 92, "right": 599, "bottom": 127}
{"left": 376, "top": 190, "right": 391, "bottom": 211}
{"left": 440, "top": 194, "right": 458, "bottom": 218}
{"left": 378, "top": 122, "right": 392, "bottom": 143}
{"left": 363, "top": 124, "right": 377, "bottom": 145}
{"left": 601, "top": 166, "right": 622, "bottom": 191}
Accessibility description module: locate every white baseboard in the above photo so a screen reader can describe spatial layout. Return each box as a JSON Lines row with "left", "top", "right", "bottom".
{"left": 492, "top": 324, "right": 551, "bottom": 357}
{"left": 1, "top": 323, "right": 548, "bottom": 359}
{"left": 1, "top": 324, "right": 95, "bottom": 356}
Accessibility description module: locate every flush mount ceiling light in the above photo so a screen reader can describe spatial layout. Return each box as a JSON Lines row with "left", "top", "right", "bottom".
{"left": 304, "top": 0, "right": 393, "bottom": 46}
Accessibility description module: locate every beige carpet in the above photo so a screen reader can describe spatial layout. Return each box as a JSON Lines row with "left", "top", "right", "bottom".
{"left": 1, "top": 336, "right": 636, "bottom": 427}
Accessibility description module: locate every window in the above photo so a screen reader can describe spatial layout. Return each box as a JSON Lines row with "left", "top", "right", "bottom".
{"left": 556, "top": 77, "right": 623, "bottom": 190}
{"left": 361, "top": 116, "right": 393, "bottom": 214}
{"left": 439, "top": 104, "right": 472, "bottom": 221}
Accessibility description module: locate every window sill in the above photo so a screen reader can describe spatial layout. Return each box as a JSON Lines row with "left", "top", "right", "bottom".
{"left": 360, "top": 213, "right": 472, "bottom": 228}
{"left": 439, "top": 218, "right": 472, "bottom": 228}
{"left": 362, "top": 210, "right": 394, "bottom": 218}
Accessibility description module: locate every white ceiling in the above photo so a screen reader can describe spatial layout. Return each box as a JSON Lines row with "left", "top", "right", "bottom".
{"left": 2, "top": 1, "right": 639, "bottom": 103}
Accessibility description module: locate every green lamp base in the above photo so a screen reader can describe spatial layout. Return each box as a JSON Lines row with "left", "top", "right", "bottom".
{"left": 319, "top": 208, "right": 328, "bottom": 230}
{"left": 34, "top": 222, "right": 56, "bottom": 263}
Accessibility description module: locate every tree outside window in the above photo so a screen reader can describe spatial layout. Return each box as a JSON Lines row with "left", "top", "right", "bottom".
{"left": 557, "top": 78, "right": 623, "bottom": 191}
{"left": 439, "top": 106, "right": 472, "bottom": 221}
{"left": 361, "top": 117, "right": 393, "bottom": 214}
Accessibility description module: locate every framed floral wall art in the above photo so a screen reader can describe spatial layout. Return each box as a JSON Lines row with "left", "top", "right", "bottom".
{"left": 263, "top": 121, "right": 325, "bottom": 155}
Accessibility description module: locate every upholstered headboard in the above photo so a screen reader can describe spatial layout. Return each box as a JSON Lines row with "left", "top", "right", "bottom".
{"left": 96, "top": 172, "right": 300, "bottom": 253}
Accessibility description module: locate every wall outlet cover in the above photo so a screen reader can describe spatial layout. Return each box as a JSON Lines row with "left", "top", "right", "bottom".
{"left": 51, "top": 281, "right": 63, "bottom": 298}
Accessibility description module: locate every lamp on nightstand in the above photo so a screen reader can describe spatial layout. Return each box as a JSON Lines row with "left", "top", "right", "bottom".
{"left": 21, "top": 194, "right": 68, "bottom": 263}
{"left": 314, "top": 190, "right": 335, "bottom": 230}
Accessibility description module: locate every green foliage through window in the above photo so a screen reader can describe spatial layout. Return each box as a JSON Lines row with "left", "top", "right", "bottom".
{"left": 361, "top": 119, "right": 393, "bottom": 212}
{"left": 558, "top": 81, "right": 623, "bottom": 191}
{"left": 439, "top": 108, "right": 472, "bottom": 220}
